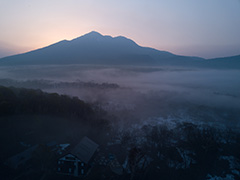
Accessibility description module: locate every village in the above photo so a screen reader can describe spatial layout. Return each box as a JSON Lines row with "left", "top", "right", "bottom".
{"left": 3, "top": 135, "right": 152, "bottom": 180}
{"left": 2, "top": 117, "right": 240, "bottom": 180}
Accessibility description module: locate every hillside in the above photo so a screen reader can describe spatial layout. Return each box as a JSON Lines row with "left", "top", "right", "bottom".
{"left": 0, "top": 86, "right": 101, "bottom": 123}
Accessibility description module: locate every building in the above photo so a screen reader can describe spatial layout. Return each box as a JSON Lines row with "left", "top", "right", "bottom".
{"left": 5, "top": 145, "right": 38, "bottom": 169}
{"left": 57, "top": 136, "right": 99, "bottom": 177}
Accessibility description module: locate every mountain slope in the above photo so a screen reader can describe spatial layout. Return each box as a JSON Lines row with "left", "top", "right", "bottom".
{"left": 0, "top": 31, "right": 203, "bottom": 66}
{"left": 206, "top": 55, "right": 240, "bottom": 69}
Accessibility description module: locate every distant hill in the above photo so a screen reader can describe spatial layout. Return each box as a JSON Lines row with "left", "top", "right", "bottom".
{"left": 206, "top": 55, "right": 240, "bottom": 69}
{"left": 0, "top": 31, "right": 239, "bottom": 68}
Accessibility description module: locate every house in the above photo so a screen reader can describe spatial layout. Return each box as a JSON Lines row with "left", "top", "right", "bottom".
{"left": 5, "top": 145, "right": 38, "bottom": 169}
{"left": 57, "top": 136, "right": 99, "bottom": 177}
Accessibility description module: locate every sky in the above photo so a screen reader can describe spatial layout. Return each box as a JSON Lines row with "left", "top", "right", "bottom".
{"left": 0, "top": 0, "right": 240, "bottom": 59}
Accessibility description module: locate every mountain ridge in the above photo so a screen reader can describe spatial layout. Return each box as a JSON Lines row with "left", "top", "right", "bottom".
{"left": 0, "top": 31, "right": 239, "bottom": 68}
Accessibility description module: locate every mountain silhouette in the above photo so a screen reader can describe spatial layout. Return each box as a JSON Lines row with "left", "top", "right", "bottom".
{"left": 0, "top": 31, "right": 201, "bottom": 66}
{"left": 0, "top": 31, "right": 239, "bottom": 68}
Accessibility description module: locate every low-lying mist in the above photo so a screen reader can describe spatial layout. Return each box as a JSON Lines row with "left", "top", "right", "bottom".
{"left": 0, "top": 65, "right": 239, "bottom": 128}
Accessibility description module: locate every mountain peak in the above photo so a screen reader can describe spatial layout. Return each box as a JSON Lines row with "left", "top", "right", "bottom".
{"left": 83, "top": 31, "right": 103, "bottom": 37}
{"left": 71, "top": 31, "right": 104, "bottom": 42}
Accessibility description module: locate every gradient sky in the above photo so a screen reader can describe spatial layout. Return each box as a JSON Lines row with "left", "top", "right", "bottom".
{"left": 0, "top": 0, "right": 240, "bottom": 59}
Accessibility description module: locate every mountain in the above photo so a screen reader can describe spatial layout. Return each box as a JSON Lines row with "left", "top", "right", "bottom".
{"left": 0, "top": 31, "right": 239, "bottom": 68}
{"left": 0, "top": 31, "right": 204, "bottom": 66}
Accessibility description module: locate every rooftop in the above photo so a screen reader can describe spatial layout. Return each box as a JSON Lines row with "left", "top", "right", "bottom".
{"left": 71, "top": 136, "right": 99, "bottom": 163}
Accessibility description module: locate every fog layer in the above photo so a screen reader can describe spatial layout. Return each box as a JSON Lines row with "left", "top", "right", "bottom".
{"left": 0, "top": 65, "right": 239, "bottom": 127}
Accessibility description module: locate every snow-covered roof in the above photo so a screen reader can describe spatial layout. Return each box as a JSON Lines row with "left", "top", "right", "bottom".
{"left": 71, "top": 136, "right": 99, "bottom": 164}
